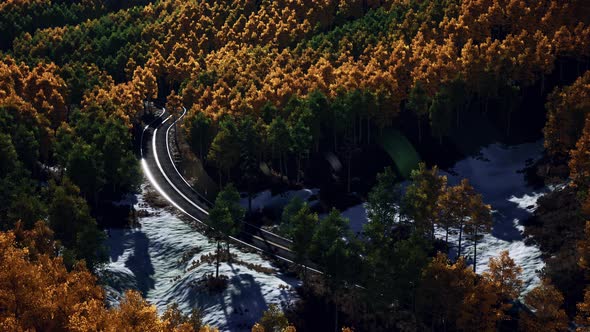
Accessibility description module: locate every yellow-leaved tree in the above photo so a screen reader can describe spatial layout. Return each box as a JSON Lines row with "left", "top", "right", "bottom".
{"left": 519, "top": 279, "right": 568, "bottom": 332}
{"left": 0, "top": 225, "right": 218, "bottom": 332}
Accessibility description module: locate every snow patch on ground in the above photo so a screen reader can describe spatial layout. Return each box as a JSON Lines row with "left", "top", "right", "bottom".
{"left": 101, "top": 140, "right": 547, "bottom": 330}
{"left": 440, "top": 141, "right": 546, "bottom": 293}
{"left": 239, "top": 188, "right": 319, "bottom": 213}
{"left": 339, "top": 203, "right": 368, "bottom": 235}
{"left": 101, "top": 184, "right": 300, "bottom": 331}
{"left": 341, "top": 141, "right": 547, "bottom": 294}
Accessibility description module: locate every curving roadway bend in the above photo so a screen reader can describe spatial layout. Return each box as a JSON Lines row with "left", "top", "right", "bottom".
{"left": 140, "top": 107, "right": 318, "bottom": 272}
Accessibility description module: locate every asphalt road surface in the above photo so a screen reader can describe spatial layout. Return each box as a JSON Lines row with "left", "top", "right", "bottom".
{"left": 140, "top": 108, "right": 316, "bottom": 270}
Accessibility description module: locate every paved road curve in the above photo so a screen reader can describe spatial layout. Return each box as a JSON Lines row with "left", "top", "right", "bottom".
{"left": 140, "top": 108, "right": 316, "bottom": 270}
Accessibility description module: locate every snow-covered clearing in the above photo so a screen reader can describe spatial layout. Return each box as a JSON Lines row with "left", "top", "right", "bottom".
{"left": 439, "top": 141, "right": 546, "bottom": 293}
{"left": 101, "top": 184, "right": 300, "bottom": 331}
{"left": 101, "top": 140, "right": 546, "bottom": 331}
{"left": 239, "top": 141, "right": 547, "bottom": 292}
{"left": 340, "top": 141, "right": 547, "bottom": 293}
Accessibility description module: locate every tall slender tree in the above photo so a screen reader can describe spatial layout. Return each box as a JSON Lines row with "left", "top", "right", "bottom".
{"left": 206, "top": 184, "right": 244, "bottom": 277}
{"left": 288, "top": 108, "right": 312, "bottom": 184}
{"left": 206, "top": 205, "right": 232, "bottom": 279}
{"left": 166, "top": 90, "right": 183, "bottom": 147}
{"left": 416, "top": 253, "right": 475, "bottom": 331}
{"left": 519, "top": 279, "right": 568, "bottom": 332}
{"left": 267, "top": 117, "right": 290, "bottom": 180}
{"left": 309, "top": 209, "right": 360, "bottom": 332}
{"left": 238, "top": 116, "right": 262, "bottom": 213}
{"left": 570, "top": 116, "right": 590, "bottom": 193}
{"left": 406, "top": 81, "right": 430, "bottom": 143}
{"left": 364, "top": 167, "right": 401, "bottom": 247}
{"left": 188, "top": 110, "right": 214, "bottom": 161}
{"left": 576, "top": 286, "right": 590, "bottom": 329}
{"left": 208, "top": 117, "right": 240, "bottom": 185}
{"left": 438, "top": 179, "right": 477, "bottom": 258}
{"left": 464, "top": 195, "right": 493, "bottom": 273}
{"left": 482, "top": 250, "right": 523, "bottom": 318}
{"left": 287, "top": 203, "right": 318, "bottom": 281}
{"left": 402, "top": 163, "right": 447, "bottom": 240}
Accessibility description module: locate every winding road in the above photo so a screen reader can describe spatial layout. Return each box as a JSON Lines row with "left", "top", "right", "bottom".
{"left": 140, "top": 107, "right": 316, "bottom": 271}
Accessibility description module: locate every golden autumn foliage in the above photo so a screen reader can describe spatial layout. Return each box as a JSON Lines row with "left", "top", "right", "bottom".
{"left": 0, "top": 229, "right": 103, "bottom": 331}
{"left": 418, "top": 251, "right": 525, "bottom": 330}
{"left": 457, "top": 279, "right": 500, "bottom": 332}
{"left": 519, "top": 279, "right": 568, "bottom": 332}
{"left": 0, "top": 227, "right": 218, "bottom": 332}
{"left": 4, "top": 0, "right": 589, "bottom": 138}
{"left": 8, "top": 0, "right": 589, "bottom": 150}
{"left": 22, "top": 62, "right": 67, "bottom": 131}
{"left": 570, "top": 115, "right": 590, "bottom": 192}
{"left": 2, "top": 1, "right": 590, "bottom": 330}
{"left": 0, "top": 55, "right": 66, "bottom": 161}
{"left": 483, "top": 250, "right": 524, "bottom": 303}
{"left": 149, "top": 0, "right": 590, "bottom": 127}
{"left": 576, "top": 287, "right": 590, "bottom": 331}
{"left": 545, "top": 71, "right": 590, "bottom": 158}
{"left": 416, "top": 253, "right": 477, "bottom": 328}
{"left": 69, "top": 290, "right": 217, "bottom": 332}
{"left": 579, "top": 221, "right": 590, "bottom": 273}
{"left": 166, "top": 90, "right": 184, "bottom": 117}
{"left": 0, "top": 56, "right": 65, "bottom": 127}
{"left": 81, "top": 78, "right": 145, "bottom": 130}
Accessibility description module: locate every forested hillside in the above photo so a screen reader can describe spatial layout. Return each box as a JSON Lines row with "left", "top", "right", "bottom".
{"left": 1, "top": 0, "right": 590, "bottom": 331}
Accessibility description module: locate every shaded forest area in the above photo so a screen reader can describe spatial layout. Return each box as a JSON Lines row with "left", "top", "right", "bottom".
{"left": 1, "top": 0, "right": 590, "bottom": 331}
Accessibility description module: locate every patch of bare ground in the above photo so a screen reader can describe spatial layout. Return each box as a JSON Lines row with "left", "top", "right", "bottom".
{"left": 184, "top": 250, "right": 277, "bottom": 275}
{"left": 143, "top": 183, "right": 170, "bottom": 209}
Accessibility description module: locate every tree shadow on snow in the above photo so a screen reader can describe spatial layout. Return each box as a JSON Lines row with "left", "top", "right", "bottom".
{"left": 124, "top": 231, "right": 156, "bottom": 296}
{"left": 228, "top": 274, "right": 268, "bottom": 330}
{"left": 106, "top": 227, "right": 132, "bottom": 262}
{"left": 188, "top": 273, "right": 268, "bottom": 331}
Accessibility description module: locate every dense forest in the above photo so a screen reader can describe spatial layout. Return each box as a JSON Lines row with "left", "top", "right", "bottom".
{"left": 1, "top": 0, "right": 590, "bottom": 330}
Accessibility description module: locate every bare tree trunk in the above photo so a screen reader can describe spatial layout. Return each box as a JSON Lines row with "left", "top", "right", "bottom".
{"left": 418, "top": 117, "right": 422, "bottom": 143}
{"left": 473, "top": 229, "right": 478, "bottom": 273}
{"left": 216, "top": 241, "right": 220, "bottom": 278}
{"left": 367, "top": 116, "right": 371, "bottom": 144}
{"left": 296, "top": 156, "right": 301, "bottom": 183}
{"left": 347, "top": 154, "right": 352, "bottom": 193}
{"left": 358, "top": 116, "right": 362, "bottom": 145}
{"left": 431, "top": 219, "right": 436, "bottom": 241}
{"left": 199, "top": 135, "right": 203, "bottom": 160}
{"left": 457, "top": 223, "right": 464, "bottom": 258}
{"left": 353, "top": 117, "right": 357, "bottom": 145}
{"left": 284, "top": 153, "right": 288, "bottom": 180}
{"left": 303, "top": 265, "right": 307, "bottom": 284}
{"left": 334, "top": 301, "right": 339, "bottom": 332}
